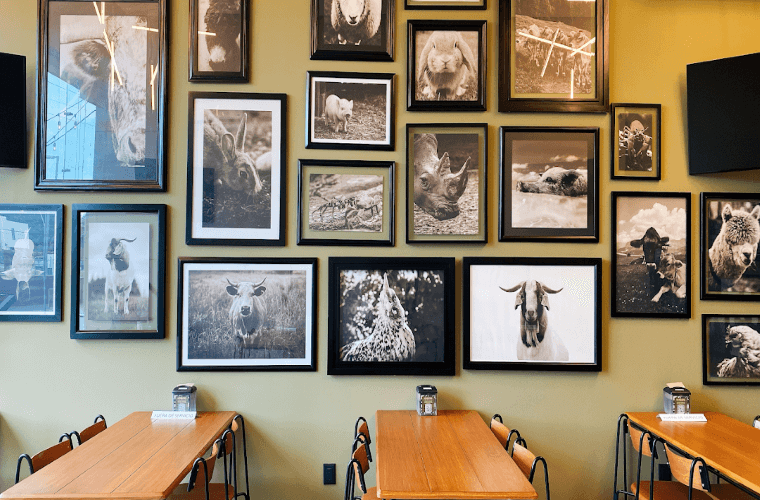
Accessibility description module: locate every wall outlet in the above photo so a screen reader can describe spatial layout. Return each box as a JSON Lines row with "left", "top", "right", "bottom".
{"left": 323, "top": 463, "right": 336, "bottom": 485}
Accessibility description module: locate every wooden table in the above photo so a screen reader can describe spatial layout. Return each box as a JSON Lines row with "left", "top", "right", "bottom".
{"left": 626, "top": 412, "right": 760, "bottom": 498}
{"left": 375, "top": 410, "right": 537, "bottom": 499}
{"left": 1, "top": 411, "right": 236, "bottom": 500}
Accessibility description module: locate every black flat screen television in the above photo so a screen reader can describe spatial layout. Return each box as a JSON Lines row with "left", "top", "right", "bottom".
{"left": 0, "top": 52, "right": 26, "bottom": 169}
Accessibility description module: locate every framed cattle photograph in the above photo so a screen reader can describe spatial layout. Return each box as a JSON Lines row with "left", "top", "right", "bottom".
{"left": 405, "top": 0, "right": 486, "bottom": 10}
{"left": 35, "top": 0, "right": 168, "bottom": 191}
{"left": 611, "top": 192, "right": 691, "bottom": 318}
{"left": 498, "top": 126, "right": 599, "bottom": 243}
{"left": 463, "top": 257, "right": 602, "bottom": 372}
{"left": 189, "top": 0, "right": 248, "bottom": 82}
{"left": 611, "top": 103, "right": 661, "bottom": 180}
{"left": 406, "top": 123, "right": 487, "bottom": 243}
{"left": 177, "top": 257, "right": 317, "bottom": 371}
{"left": 310, "top": 0, "right": 394, "bottom": 61}
{"left": 327, "top": 257, "right": 455, "bottom": 376}
{"left": 703, "top": 314, "right": 760, "bottom": 386}
{"left": 186, "top": 92, "right": 286, "bottom": 246}
{"left": 71, "top": 204, "right": 166, "bottom": 339}
{"left": 498, "top": 0, "right": 608, "bottom": 113}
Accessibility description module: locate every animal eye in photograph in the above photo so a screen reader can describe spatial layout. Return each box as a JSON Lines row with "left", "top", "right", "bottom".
{"left": 239, "top": 170, "right": 248, "bottom": 179}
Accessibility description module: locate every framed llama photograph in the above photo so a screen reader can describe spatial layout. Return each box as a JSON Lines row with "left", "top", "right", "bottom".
{"left": 327, "top": 257, "right": 455, "bottom": 375}
{"left": 177, "top": 257, "right": 317, "bottom": 371}
{"left": 405, "top": 0, "right": 486, "bottom": 10}
{"left": 703, "top": 314, "right": 760, "bottom": 385}
{"left": 611, "top": 103, "right": 661, "bottom": 180}
{"left": 310, "top": 0, "right": 394, "bottom": 61}
{"left": 463, "top": 257, "right": 602, "bottom": 372}
{"left": 189, "top": 0, "right": 248, "bottom": 82}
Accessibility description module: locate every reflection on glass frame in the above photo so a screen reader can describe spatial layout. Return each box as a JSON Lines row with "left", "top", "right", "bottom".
{"left": 611, "top": 103, "right": 661, "bottom": 180}
{"left": 405, "top": 0, "right": 486, "bottom": 10}
{"left": 310, "top": 0, "right": 394, "bottom": 61}
{"left": 189, "top": 0, "right": 248, "bottom": 82}
{"left": 0, "top": 204, "right": 63, "bottom": 322}
{"left": 36, "top": 0, "right": 167, "bottom": 191}
{"left": 703, "top": 314, "right": 760, "bottom": 386}
{"left": 71, "top": 204, "right": 166, "bottom": 339}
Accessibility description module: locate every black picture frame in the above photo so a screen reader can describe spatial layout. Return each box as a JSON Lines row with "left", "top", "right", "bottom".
{"left": 0, "top": 204, "right": 63, "bottom": 322}
{"left": 407, "top": 20, "right": 487, "bottom": 112}
{"left": 405, "top": 0, "right": 486, "bottom": 10}
{"left": 310, "top": 0, "right": 394, "bottom": 61}
{"left": 35, "top": 0, "right": 168, "bottom": 191}
{"left": 186, "top": 92, "right": 287, "bottom": 246}
{"left": 306, "top": 71, "right": 395, "bottom": 151}
{"left": 71, "top": 204, "right": 166, "bottom": 339}
{"left": 700, "top": 192, "right": 760, "bottom": 301}
{"left": 463, "top": 257, "right": 602, "bottom": 372}
{"left": 177, "top": 257, "right": 318, "bottom": 372}
{"left": 498, "top": 126, "right": 599, "bottom": 243}
{"left": 297, "top": 159, "right": 395, "bottom": 247}
{"left": 703, "top": 314, "right": 760, "bottom": 386}
{"left": 611, "top": 103, "right": 661, "bottom": 180}
{"left": 498, "top": 0, "right": 609, "bottom": 113}
{"left": 327, "top": 257, "right": 455, "bottom": 376}
{"left": 611, "top": 192, "right": 691, "bottom": 319}
{"left": 406, "top": 123, "right": 488, "bottom": 243}
{"left": 189, "top": 0, "right": 248, "bottom": 82}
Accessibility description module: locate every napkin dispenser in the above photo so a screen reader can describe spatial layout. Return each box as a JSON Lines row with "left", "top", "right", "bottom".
{"left": 416, "top": 385, "right": 437, "bottom": 416}
{"left": 172, "top": 384, "right": 197, "bottom": 412}
{"left": 663, "top": 382, "right": 690, "bottom": 414}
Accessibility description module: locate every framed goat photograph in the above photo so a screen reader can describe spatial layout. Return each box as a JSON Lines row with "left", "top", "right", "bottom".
{"left": 177, "top": 257, "right": 317, "bottom": 371}
{"left": 297, "top": 159, "right": 395, "bottom": 246}
{"left": 35, "top": 0, "right": 168, "bottom": 191}
{"left": 406, "top": 123, "right": 487, "bottom": 243}
{"left": 700, "top": 193, "right": 760, "bottom": 301}
{"left": 310, "top": 0, "right": 394, "bottom": 61}
{"left": 186, "top": 92, "right": 286, "bottom": 246}
{"left": 703, "top": 314, "right": 760, "bottom": 385}
{"left": 71, "top": 204, "right": 166, "bottom": 339}
{"left": 463, "top": 257, "right": 602, "bottom": 371}
{"left": 306, "top": 71, "right": 395, "bottom": 151}
{"left": 498, "top": 0, "right": 609, "bottom": 113}
{"left": 499, "top": 126, "right": 599, "bottom": 243}
{"left": 611, "top": 103, "right": 661, "bottom": 180}
{"left": 327, "top": 257, "right": 455, "bottom": 375}
{"left": 0, "top": 204, "right": 63, "bottom": 322}
{"left": 407, "top": 20, "right": 487, "bottom": 112}
{"left": 405, "top": 0, "right": 486, "bottom": 10}
{"left": 611, "top": 192, "right": 691, "bottom": 318}
{"left": 189, "top": 0, "right": 248, "bottom": 82}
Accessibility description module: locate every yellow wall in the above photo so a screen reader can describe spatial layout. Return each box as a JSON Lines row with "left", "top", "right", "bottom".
{"left": 1, "top": 0, "right": 760, "bottom": 498}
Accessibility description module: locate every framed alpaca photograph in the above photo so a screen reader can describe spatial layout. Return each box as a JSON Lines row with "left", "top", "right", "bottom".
{"left": 611, "top": 192, "right": 691, "bottom": 318}
{"left": 306, "top": 71, "right": 395, "bottom": 151}
{"left": 405, "top": 0, "right": 486, "bottom": 10}
{"left": 463, "top": 257, "right": 602, "bottom": 372}
{"left": 327, "top": 257, "right": 455, "bottom": 375}
{"left": 189, "top": 0, "right": 248, "bottom": 82}
{"left": 177, "top": 257, "right": 317, "bottom": 371}
{"left": 700, "top": 193, "right": 760, "bottom": 301}
{"left": 406, "top": 123, "right": 487, "bottom": 243}
{"left": 310, "top": 0, "right": 394, "bottom": 61}
{"left": 407, "top": 20, "right": 486, "bottom": 112}
{"left": 611, "top": 103, "right": 661, "bottom": 180}
{"left": 703, "top": 314, "right": 760, "bottom": 385}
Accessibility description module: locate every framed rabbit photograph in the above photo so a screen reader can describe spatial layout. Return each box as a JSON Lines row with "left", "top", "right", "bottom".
{"left": 407, "top": 20, "right": 487, "bottom": 112}
{"left": 310, "top": 0, "right": 394, "bottom": 61}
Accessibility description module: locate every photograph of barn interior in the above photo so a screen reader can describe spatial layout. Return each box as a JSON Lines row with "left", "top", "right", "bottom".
{"left": 2, "top": 0, "right": 760, "bottom": 499}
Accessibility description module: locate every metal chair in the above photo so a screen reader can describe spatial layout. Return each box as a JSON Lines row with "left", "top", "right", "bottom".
{"left": 490, "top": 414, "right": 526, "bottom": 455}
{"left": 15, "top": 433, "right": 74, "bottom": 483}
{"left": 167, "top": 433, "right": 235, "bottom": 500}
{"left": 354, "top": 416, "right": 372, "bottom": 463}
{"left": 344, "top": 440, "right": 376, "bottom": 500}
{"left": 229, "top": 414, "right": 250, "bottom": 500}
{"left": 512, "top": 442, "right": 551, "bottom": 500}
{"left": 626, "top": 423, "right": 690, "bottom": 500}
{"left": 69, "top": 415, "right": 107, "bottom": 446}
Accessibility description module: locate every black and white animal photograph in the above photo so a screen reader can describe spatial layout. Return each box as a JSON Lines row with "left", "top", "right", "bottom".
{"left": 413, "top": 28, "right": 480, "bottom": 102}
{"left": 703, "top": 315, "right": 760, "bottom": 385}
{"left": 191, "top": 0, "right": 245, "bottom": 78}
{"left": 308, "top": 173, "right": 383, "bottom": 232}
{"left": 617, "top": 112, "right": 653, "bottom": 172}
{"left": 311, "top": 0, "right": 392, "bottom": 61}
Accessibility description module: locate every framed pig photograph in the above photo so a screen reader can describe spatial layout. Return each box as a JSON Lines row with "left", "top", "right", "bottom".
{"left": 35, "top": 0, "right": 168, "bottom": 191}
{"left": 310, "top": 0, "right": 394, "bottom": 61}
{"left": 186, "top": 92, "right": 286, "bottom": 246}
{"left": 189, "top": 0, "right": 248, "bottom": 82}
{"left": 71, "top": 204, "right": 166, "bottom": 339}
{"left": 703, "top": 314, "right": 760, "bottom": 385}
{"left": 611, "top": 103, "right": 661, "bottom": 180}
{"left": 499, "top": 126, "right": 599, "bottom": 242}
{"left": 406, "top": 123, "right": 487, "bottom": 243}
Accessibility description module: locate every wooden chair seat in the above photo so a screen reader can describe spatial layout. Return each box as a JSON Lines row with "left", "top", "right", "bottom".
{"left": 709, "top": 483, "right": 758, "bottom": 500}
{"left": 167, "top": 483, "right": 235, "bottom": 500}
{"left": 360, "top": 485, "right": 377, "bottom": 500}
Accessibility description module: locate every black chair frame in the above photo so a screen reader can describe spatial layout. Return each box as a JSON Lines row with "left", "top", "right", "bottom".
{"left": 230, "top": 414, "right": 250, "bottom": 500}
{"left": 354, "top": 416, "right": 372, "bottom": 462}
{"left": 491, "top": 413, "right": 526, "bottom": 454}
{"left": 186, "top": 436, "right": 232, "bottom": 500}
{"left": 344, "top": 457, "right": 368, "bottom": 500}
{"left": 15, "top": 433, "right": 73, "bottom": 484}
{"left": 69, "top": 414, "right": 107, "bottom": 446}
{"left": 526, "top": 454, "right": 551, "bottom": 500}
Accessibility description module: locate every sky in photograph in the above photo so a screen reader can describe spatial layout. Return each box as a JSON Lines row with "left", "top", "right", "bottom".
{"left": 511, "top": 140, "right": 587, "bottom": 187}
{"left": 616, "top": 198, "right": 687, "bottom": 248}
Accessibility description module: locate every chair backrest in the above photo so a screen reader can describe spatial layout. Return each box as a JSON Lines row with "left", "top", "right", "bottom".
{"left": 16, "top": 434, "right": 74, "bottom": 483}
{"left": 512, "top": 443, "right": 551, "bottom": 500}
{"left": 490, "top": 414, "right": 525, "bottom": 453}
{"left": 187, "top": 436, "right": 233, "bottom": 499}
{"left": 230, "top": 414, "right": 250, "bottom": 500}
{"left": 354, "top": 416, "right": 372, "bottom": 462}
{"left": 664, "top": 444, "right": 711, "bottom": 493}
{"left": 628, "top": 423, "right": 656, "bottom": 458}
{"left": 344, "top": 442, "right": 371, "bottom": 500}
{"left": 78, "top": 415, "right": 107, "bottom": 445}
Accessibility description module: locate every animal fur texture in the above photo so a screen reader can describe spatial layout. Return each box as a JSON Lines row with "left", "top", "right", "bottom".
{"left": 324, "top": 94, "right": 353, "bottom": 133}
{"left": 203, "top": 110, "right": 263, "bottom": 195}
{"left": 417, "top": 31, "right": 476, "bottom": 100}
{"left": 515, "top": 166, "right": 588, "bottom": 197}
{"left": 651, "top": 252, "right": 686, "bottom": 302}
{"left": 330, "top": 0, "right": 382, "bottom": 45}
{"left": 708, "top": 204, "right": 760, "bottom": 291}
{"left": 226, "top": 278, "right": 267, "bottom": 358}
{"left": 716, "top": 325, "right": 760, "bottom": 378}
{"left": 203, "top": 0, "right": 242, "bottom": 72}
{"left": 413, "top": 133, "right": 469, "bottom": 220}
{"left": 104, "top": 237, "right": 136, "bottom": 315}
{"left": 0, "top": 237, "right": 42, "bottom": 302}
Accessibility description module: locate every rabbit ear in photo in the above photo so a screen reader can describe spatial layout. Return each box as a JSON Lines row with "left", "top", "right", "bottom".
{"left": 454, "top": 31, "right": 476, "bottom": 75}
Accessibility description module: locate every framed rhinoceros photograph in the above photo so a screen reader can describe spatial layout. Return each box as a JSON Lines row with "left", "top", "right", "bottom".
{"left": 310, "top": 0, "right": 394, "bottom": 61}
{"left": 499, "top": 126, "right": 599, "bottom": 243}
{"left": 177, "top": 257, "right": 317, "bottom": 371}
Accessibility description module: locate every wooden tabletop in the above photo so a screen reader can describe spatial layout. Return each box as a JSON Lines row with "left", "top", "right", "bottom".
{"left": 626, "top": 412, "right": 760, "bottom": 495}
{"left": 375, "top": 410, "right": 538, "bottom": 499}
{"left": 1, "top": 411, "right": 236, "bottom": 500}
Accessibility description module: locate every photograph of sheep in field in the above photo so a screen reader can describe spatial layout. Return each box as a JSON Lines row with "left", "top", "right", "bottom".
{"left": 308, "top": 174, "right": 383, "bottom": 232}
{"left": 703, "top": 315, "right": 760, "bottom": 385}
{"left": 310, "top": 0, "right": 393, "bottom": 61}
{"left": 191, "top": 0, "right": 246, "bottom": 80}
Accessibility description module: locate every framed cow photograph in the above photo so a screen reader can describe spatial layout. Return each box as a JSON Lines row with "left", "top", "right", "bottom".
{"left": 71, "top": 204, "right": 166, "bottom": 339}
{"left": 35, "top": 0, "right": 168, "bottom": 191}
{"left": 499, "top": 126, "right": 599, "bottom": 242}
{"left": 406, "top": 123, "right": 487, "bottom": 243}
{"left": 186, "top": 92, "right": 286, "bottom": 246}
{"left": 189, "top": 0, "right": 248, "bottom": 82}
{"left": 611, "top": 192, "right": 691, "bottom": 318}
{"left": 703, "top": 314, "right": 760, "bottom": 386}
{"left": 327, "top": 257, "right": 455, "bottom": 376}
{"left": 463, "top": 257, "right": 602, "bottom": 372}
{"left": 611, "top": 103, "right": 661, "bottom": 180}
{"left": 0, "top": 204, "right": 63, "bottom": 322}
{"left": 177, "top": 257, "right": 317, "bottom": 371}
{"left": 310, "top": 0, "right": 394, "bottom": 61}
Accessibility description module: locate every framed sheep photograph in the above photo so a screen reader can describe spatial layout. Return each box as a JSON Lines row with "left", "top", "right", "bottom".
{"left": 611, "top": 192, "right": 691, "bottom": 319}
{"left": 463, "top": 257, "right": 602, "bottom": 372}
{"left": 610, "top": 103, "right": 661, "bottom": 180}
{"left": 703, "top": 314, "right": 760, "bottom": 386}
{"left": 700, "top": 193, "right": 760, "bottom": 301}
{"left": 327, "top": 257, "right": 455, "bottom": 376}
{"left": 189, "top": 0, "right": 248, "bottom": 82}
{"left": 70, "top": 204, "right": 166, "bottom": 339}
{"left": 306, "top": 71, "right": 395, "bottom": 151}
{"left": 405, "top": 0, "right": 486, "bottom": 10}
{"left": 407, "top": 20, "right": 487, "bottom": 112}
{"left": 310, "top": 0, "right": 394, "bottom": 61}
{"left": 498, "top": 0, "right": 609, "bottom": 113}
{"left": 498, "top": 126, "right": 599, "bottom": 243}
{"left": 406, "top": 123, "right": 487, "bottom": 243}
{"left": 177, "top": 257, "right": 317, "bottom": 371}
{"left": 186, "top": 92, "right": 287, "bottom": 246}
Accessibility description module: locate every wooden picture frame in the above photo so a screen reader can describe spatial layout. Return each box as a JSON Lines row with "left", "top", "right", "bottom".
{"left": 310, "top": 0, "right": 394, "bottom": 61}
{"left": 703, "top": 314, "right": 760, "bottom": 386}
{"left": 189, "top": 0, "right": 248, "bottom": 82}
{"left": 405, "top": 0, "right": 486, "bottom": 10}
{"left": 611, "top": 103, "right": 661, "bottom": 180}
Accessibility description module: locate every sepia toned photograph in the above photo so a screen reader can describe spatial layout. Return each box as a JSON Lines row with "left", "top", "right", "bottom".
{"left": 310, "top": 0, "right": 394, "bottom": 61}
{"left": 611, "top": 103, "right": 661, "bottom": 180}
{"left": 190, "top": 0, "right": 248, "bottom": 81}
{"left": 703, "top": 315, "right": 760, "bottom": 385}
